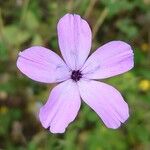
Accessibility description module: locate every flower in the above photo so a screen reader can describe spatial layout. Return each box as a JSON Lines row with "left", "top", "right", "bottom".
{"left": 139, "top": 79, "right": 150, "bottom": 91}
{"left": 17, "top": 13, "right": 134, "bottom": 133}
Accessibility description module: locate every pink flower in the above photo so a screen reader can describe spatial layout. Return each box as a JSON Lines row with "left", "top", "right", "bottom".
{"left": 17, "top": 14, "right": 134, "bottom": 133}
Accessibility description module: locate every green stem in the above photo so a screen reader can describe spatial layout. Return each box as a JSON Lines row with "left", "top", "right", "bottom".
{"left": 93, "top": 8, "right": 109, "bottom": 40}
{"left": 84, "top": 0, "right": 97, "bottom": 19}
{"left": 20, "top": 0, "right": 30, "bottom": 26}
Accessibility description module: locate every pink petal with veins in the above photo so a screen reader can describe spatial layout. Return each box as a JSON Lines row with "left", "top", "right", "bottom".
{"left": 57, "top": 13, "right": 92, "bottom": 70}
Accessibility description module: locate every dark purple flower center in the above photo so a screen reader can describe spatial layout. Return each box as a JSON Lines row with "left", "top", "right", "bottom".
{"left": 71, "top": 70, "right": 82, "bottom": 82}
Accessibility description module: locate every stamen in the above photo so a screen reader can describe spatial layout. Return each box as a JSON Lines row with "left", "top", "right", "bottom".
{"left": 71, "top": 70, "right": 82, "bottom": 82}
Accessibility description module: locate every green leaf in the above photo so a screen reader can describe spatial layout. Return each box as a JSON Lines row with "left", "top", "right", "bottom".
{"left": 3, "top": 25, "right": 31, "bottom": 46}
{"left": 0, "top": 42, "right": 8, "bottom": 61}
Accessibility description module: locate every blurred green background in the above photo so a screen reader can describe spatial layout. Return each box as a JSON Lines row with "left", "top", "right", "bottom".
{"left": 0, "top": 0, "right": 150, "bottom": 149}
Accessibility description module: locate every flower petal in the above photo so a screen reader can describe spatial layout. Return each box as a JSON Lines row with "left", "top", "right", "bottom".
{"left": 39, "top": 80, "right": 81, "bottom": 133}
{"left": 82, "top": 41, "right": 134, "bottom": 79}
{"left": 57, "top": 13, "right": 92, "bottom": 70}
{"left": 78, "top": 79, "right": 129, "bottom": 129}
{"left": 17, "top": 46, "right": 71, "bottom": 83}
